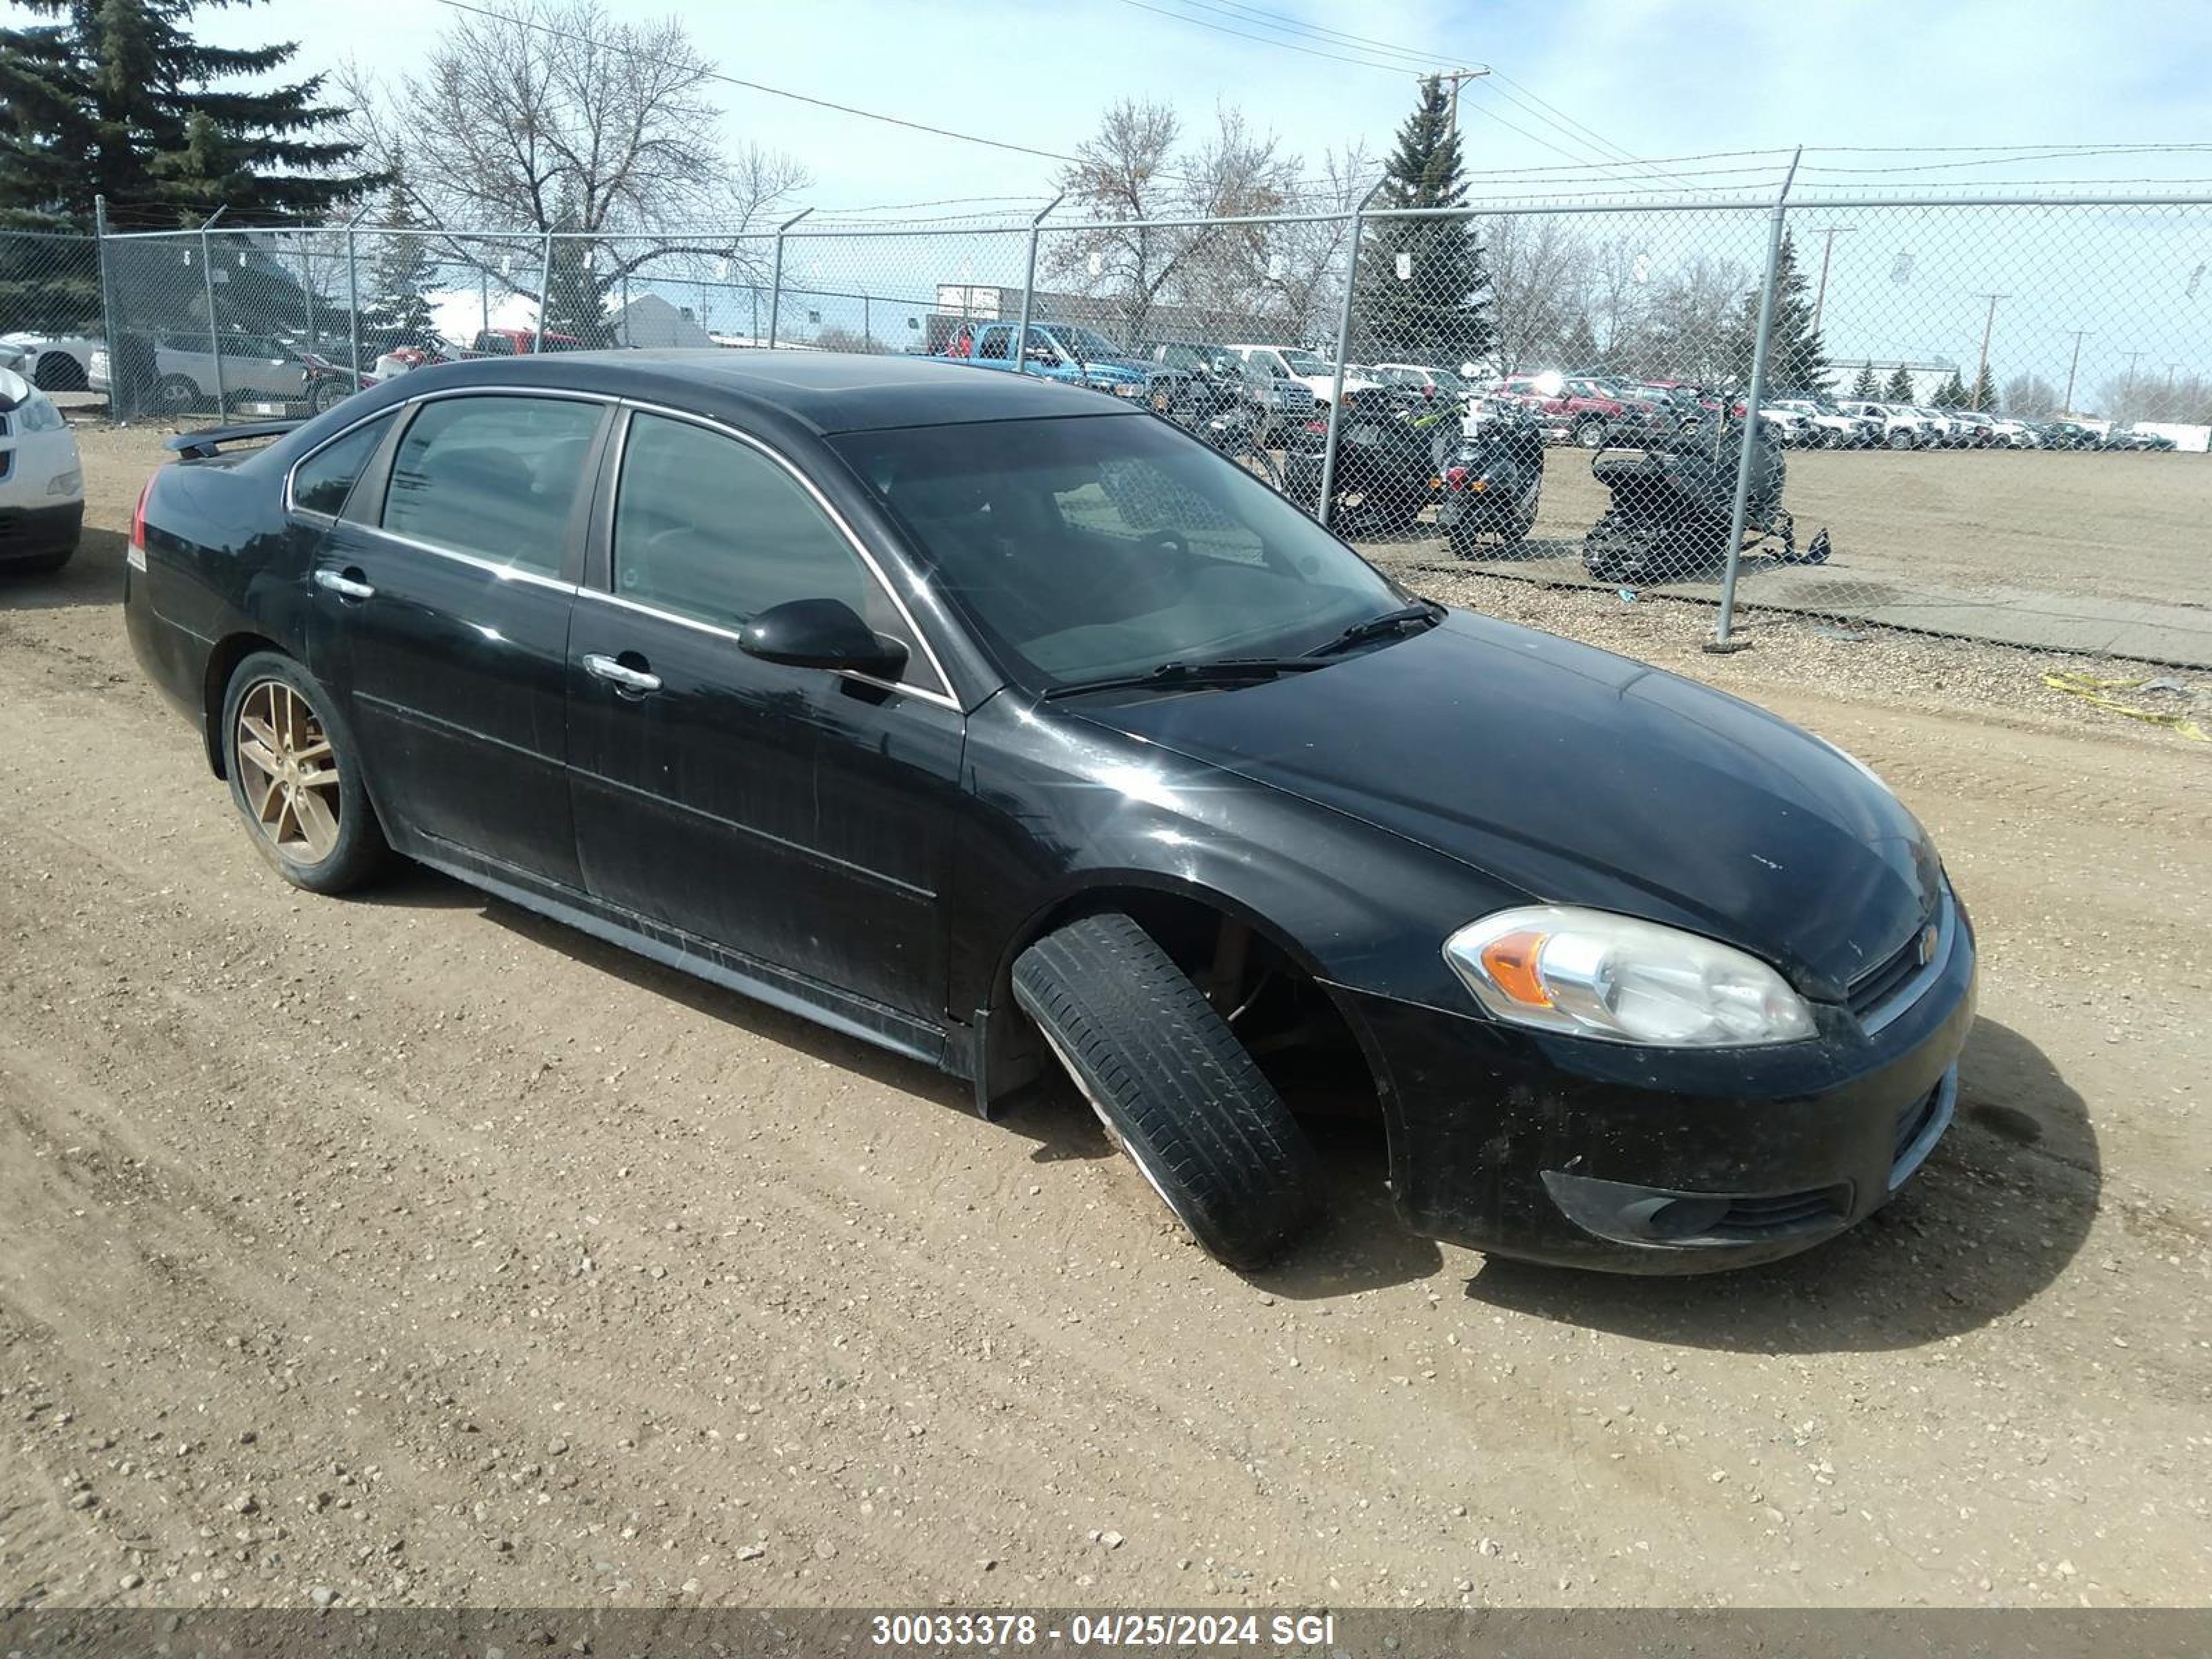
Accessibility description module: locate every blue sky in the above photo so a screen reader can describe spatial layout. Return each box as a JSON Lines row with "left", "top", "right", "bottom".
{"left": 154, "top": 0, "right": 2212, "bottom": 212}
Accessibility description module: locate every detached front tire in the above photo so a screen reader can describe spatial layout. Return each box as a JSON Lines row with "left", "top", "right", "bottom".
{"left": 1012, "top": 912, "right": 1320, "bottom": 1269}
{"left": 221, "top": 651, "right": 388, "bottom": 894}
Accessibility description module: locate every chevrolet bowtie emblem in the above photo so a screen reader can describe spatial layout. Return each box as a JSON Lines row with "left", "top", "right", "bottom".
{"left": 1915, "top": 924, "right": 1939, "bottom": 967}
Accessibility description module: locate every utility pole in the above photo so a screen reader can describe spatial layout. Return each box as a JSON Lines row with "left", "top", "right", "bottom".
{"left": 1970, "top": 292, "right": 2008, "bottom": 409}
{"left": 1430, "top": 66, "right": 1491, "bottom": 136}
{"left": 2121, "top": 348, "right": 2146, "bottom": 410}
{"left": 1808, "top": 225, "right": 1855, "bottom": 338}
{"left": 2061, "top": 328, "right": 2091, "bottom": 414}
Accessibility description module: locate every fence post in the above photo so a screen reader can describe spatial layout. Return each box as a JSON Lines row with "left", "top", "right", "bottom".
{"left": 338, "top": 200, "right": 373, "bottom": 391}
{"left": 199, "top": 207, "right": 227, "bottom": 413}
{"left": 92, "top": 196, "right": 125, "bottom": 422}
{"left": 1015, "top": 193, "right": 1066, "bottom": 377}
{"left": 532, "top": 232, "right": 554, "bottom": 353}
{"left": 1315, "top": 178, "right": 1388, "bottom": 530}
{"left": 767, "top": 207, "right": 814, "bottom": 348}
{"left": 1711, "top": 147, "right": 1802, "bottom": 651}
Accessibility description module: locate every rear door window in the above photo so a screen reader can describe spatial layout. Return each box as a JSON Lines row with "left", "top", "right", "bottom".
{"left": 290, "top": 413, "right": 393, "bottom": 517}
{"left": 381, "top": 395, "right": 603, "bottom": 576}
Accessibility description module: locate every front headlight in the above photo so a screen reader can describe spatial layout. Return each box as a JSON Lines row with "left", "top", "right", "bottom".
{"left": 1443, "top": 906, "right": 1816, "bottom": 1047}
{"left": 15, "top": 391, "right": 66, "bottom": 433}
{"left": 47, "top": 467, "right": 82, "bottom": 498}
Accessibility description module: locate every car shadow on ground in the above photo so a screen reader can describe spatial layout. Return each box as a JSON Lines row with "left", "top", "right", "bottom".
{"left": 0, "top": 527, "right": 126, "bottom": 611}
{"left": 384, "top": 868, "right": 1447, "bottom": 1295}
{"left": 1459, "top": 1018, "right": 2100, "bottom": 1353}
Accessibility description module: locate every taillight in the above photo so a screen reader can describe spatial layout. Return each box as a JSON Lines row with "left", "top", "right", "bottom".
{"left": 131, "top": 476, "right": 153, "bottom": 552}
{"left": 1443, "top": 465, "right": 1469, "bottom": 491}
{"left": 1302, "top": 418, "right": 1328, "bottom": 435}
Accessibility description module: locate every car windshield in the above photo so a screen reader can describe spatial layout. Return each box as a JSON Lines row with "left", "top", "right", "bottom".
{"left": 830, "top": 414, "right": 1407, "bottom": 691}
{"left": 1050, "top": 325, "right": 1125, "bottom": 362}
{"left": 1279, "top": 348, "right": 1331, "bottom": 375}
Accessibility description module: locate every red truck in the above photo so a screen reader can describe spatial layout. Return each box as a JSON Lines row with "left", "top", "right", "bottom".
{"left": 1492, "top": 372, "right": 1671, "bottom": 449}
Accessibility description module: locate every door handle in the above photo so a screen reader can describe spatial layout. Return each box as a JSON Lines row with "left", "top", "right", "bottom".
{"left": 582, "top": 653, "right": 662, "bottom": 695}
{"left": 315, "top": 568, "right": 375, "bottom": 601}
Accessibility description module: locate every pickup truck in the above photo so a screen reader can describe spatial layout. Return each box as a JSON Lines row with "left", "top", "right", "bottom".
{"left": 1833, "top": 399, "right": 1937, "bottom": 449}
{"left": 941, "top": 321, "right": 1161, "bottom": 402}
{"left": 1495, "top": 372, "right": 1671, "bottom": 449}
{"left": 1221, "top": 344, "right": 1377, "bottom": 409}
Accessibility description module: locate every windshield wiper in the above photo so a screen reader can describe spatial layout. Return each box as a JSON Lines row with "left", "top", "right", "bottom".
{"left": 1040, "top": 657, "right": 1327, "bottom": 701}
{"left": 1303, "top": 602, "right": 1444, "bottom": 657}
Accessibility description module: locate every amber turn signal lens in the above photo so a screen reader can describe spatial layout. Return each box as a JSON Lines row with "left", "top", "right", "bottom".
{"left": 1479, "top": 929, "right": 1551, "bottom": 1006}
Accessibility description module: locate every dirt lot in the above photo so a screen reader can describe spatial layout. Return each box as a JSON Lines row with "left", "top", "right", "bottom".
{"left": 1, "top": 422, "right": 2209, "bottom": 1613}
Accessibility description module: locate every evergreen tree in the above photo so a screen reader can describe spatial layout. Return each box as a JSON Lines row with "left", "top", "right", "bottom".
{"left": 361, "top": 179, "right": 436, "bottom": 342}
{"left": 1884, "top": 363, "right": 1916, "bottom": 402}
{"left": 0, "top": 0, "right": 376, "bottom": 229}
{"left": 1559, "top": 312, "right": 1600, "bottom": 371}
{"left": 1851, "top": 360, "right": 1880, "bottom": 400}
{"left": 1353, "top": 79, "right": 1491, "bottom": 365}
{"left": 1929, "top": 370, "right": 1970, "bottom": 409}
{"left": 1732, "top": 232, "right": 1828, "bottom": 395}
{"left": 1968, "top": 362, "right": 1998, "bottom": 411}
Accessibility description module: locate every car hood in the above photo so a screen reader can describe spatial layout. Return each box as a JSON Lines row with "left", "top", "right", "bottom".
{"left": 1069, "top": 612, "right": 1939, "bottom": 997}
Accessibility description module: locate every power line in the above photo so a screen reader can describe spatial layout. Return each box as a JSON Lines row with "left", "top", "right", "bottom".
{"left": 1106, "top": 0, "right": 1438, "bottom": 73}
{"left": 433, "top": 0, "right": 1087, "bottom": 167}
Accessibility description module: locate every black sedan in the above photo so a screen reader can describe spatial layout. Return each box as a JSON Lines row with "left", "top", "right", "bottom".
{"left": 124, "top": 351, "right": 1975, "bottom": 1273}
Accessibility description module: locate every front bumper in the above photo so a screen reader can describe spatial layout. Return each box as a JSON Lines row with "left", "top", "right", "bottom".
{"left": 1335, "top": 901, "right": 1978, "bottom": 1273}
{"left": 0, "top": 499, "right": 84, "bottom": 561}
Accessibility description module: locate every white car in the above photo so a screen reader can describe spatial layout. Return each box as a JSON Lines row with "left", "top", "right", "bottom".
{"left": 90, "top": 330, "right": 310, "bottom": 414}
{"left": 1222, "top": 344, "right": 1378, "bottom": 408}
{"left": 0, "top": 365, "right": 85, "bottom": 572}
{"left": 0, "top": 330, "right": 102, "bottom": 393}
{"left": 1986, "top": 415, "right": 2038, "bottom": 448}
{"left": 1769, "top": 398, "right": 1880, "bottom": 449}
{"left": 1834, "top": 399, "right": 1935, "bottom": 449}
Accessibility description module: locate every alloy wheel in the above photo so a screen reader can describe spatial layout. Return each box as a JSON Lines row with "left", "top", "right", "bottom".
{"left": 234, "top": 679, "right": 343, "bottom": 863}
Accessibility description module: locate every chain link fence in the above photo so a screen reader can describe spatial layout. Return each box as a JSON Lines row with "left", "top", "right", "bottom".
{"left": 20, "top": 180, "right": 2211, "bottom": 668}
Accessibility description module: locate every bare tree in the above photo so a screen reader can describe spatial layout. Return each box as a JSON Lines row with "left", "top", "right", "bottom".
{"left": 1242, "top": 142, "right": 1373, "bottom": 345}
{"left": 1048, "top": 100, "right": 1299, "bottom": 344}
{"left": 1483, "top": 215, "right": 1588, "bottom": 373}
{"left": 1631, "top": 254, "right": 1750, "bottom": 386}
{"left": 2000, "top": 371, "right": 2059, "bottom": 418}
{"left": 341, "top": 1, "right": 806, "bottom": 339}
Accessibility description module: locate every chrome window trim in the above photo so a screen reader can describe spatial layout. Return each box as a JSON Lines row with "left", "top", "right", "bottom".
{"left": 355, "top": 527, "right": 583, "bottom": 596}
{"left": 285, "top": 384, "right": 613, "bottom": 520}
{"left": 608, "top": 400, "right": 959, "bottom": 707}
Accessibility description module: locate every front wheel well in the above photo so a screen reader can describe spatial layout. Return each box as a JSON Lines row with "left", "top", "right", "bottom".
{"left": 200, "top": 632, "right": 285, "bottom": 778}
{"left": 983, "top": 885, "right": 1385, "bottom": 1135}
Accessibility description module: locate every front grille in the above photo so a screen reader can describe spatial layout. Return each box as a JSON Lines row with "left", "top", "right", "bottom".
{"left": 1707, "top": 1185, "right": 1850, "bottom": 1240}
{"left": 1850, "top": 925, "right": 1927, "bottom": 1017}
{"left": 0, "top": 450, "right": 12, "bottom": 485}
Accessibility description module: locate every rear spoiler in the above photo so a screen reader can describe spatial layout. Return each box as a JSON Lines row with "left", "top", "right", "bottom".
{"left": 165, "top": 420, "right": 305, "bottom": 460}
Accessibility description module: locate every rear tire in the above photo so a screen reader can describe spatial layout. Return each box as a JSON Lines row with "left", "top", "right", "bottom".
{"left": 153, "top": 374, "right": 200, "bottom": 415}
{"left": 1887, "top": 429, "right": 1913, "bottom": 450}
{"left": 1573, "top": 418, "right": 1606, "bottom": 449}
{"left": 221, "top": 651, "right": 388, "bottom": 895}
{"left": 1012, "top": 913, "right": 1320, "bottom": 1269}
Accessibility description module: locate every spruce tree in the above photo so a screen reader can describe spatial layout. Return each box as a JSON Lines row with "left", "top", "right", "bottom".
{"left": 1353, "top": 79, "right": 1491, "bottom": 366}
{"left": 0, "top": 0, "right": 375, "bottom": 229}
{"left": 1929, "top": 370, "right": 1970, "bottom": 409}
{"left": 1852, "top": 360, "right": 1880, "bottom": 400}
{"left": 1884, "top": 364, "right": 1916, "bottom": 402}
{"left": 362, "top": 182, "right": 438, "bottom": 344}
{"left": 1732, "top": 232, "right": 1828, "bottom": 395}
{"left": 1968, "top": 362, "right": 1998, "bottom": 411}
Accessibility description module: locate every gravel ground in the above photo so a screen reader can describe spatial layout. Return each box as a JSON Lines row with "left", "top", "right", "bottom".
{"left": 1, "top": 420, "right": 2208, "bottom": 1613}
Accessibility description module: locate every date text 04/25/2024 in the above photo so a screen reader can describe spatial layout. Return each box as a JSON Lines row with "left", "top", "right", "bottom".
{"left": 869, "top": 1612, "right": 1340, "bottom": 1648}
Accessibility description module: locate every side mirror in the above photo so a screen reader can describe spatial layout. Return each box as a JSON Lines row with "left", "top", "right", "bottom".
{"left": 740, "top": 597, "right": 909, "bottom": 679}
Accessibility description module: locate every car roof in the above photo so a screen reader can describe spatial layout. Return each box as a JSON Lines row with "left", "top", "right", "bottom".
{"left": 357, "top": 348, "right": 1147, "bottom": 438}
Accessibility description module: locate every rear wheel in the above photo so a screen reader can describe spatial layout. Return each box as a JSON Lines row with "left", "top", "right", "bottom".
{"left": 153, "top": 374, "right": 200, "bottom": 415}
{"left": 308, "top": 376, "right": 350, "bottom": 414}
{"left": 221, "top": 653, "right": 388, "bottom": 894}
{"left": 1012, "top": 912, "right": 1320, "bottom": 1269}
{"left": 32, "top": 353, "right": 87, "bottom": 393}
{"left": 1887, "top": 428, "right": 1913, "bottom": 450}
{"left": 1573, "top": 418, "right": 1607, "bottom": 449}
